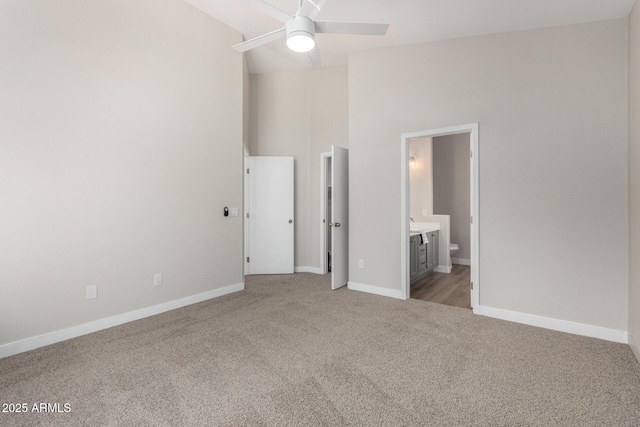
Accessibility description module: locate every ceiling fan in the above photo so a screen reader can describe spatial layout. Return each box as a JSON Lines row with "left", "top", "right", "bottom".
{"left": 232, "top": 0, "right": 389, "bottom": 67}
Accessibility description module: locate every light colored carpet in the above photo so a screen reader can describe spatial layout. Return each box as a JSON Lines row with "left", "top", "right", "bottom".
{"left": 1, "top": 273, "right": 639, "bottom": 426}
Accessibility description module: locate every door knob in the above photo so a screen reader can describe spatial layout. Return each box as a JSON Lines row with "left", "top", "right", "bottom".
{"left": 288, "top": 219, "right": 293, "bottom": 224}
{"left": 334, "top": 222, "right": 341, "bottom": 228}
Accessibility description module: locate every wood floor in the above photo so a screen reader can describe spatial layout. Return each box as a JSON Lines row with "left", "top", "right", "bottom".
{"left": 410, "top": 264, "right": 471, "bottom": 309}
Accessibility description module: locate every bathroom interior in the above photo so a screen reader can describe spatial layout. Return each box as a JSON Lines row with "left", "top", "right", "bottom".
{"left": 409, "top": 132, "right": 471, "bottom": 309}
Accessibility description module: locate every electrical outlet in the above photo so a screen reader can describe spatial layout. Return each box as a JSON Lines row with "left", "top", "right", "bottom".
{"left": 154, "top": 273, "right": 163, "bottom": 287}
{"left": 358, "top": 259, "right": 364, "bottom": 269}
{"left": 229, "top": 207, "right": 239, "bottom": 217}
{"left": 86, "top": 285, "right": 98, "bottom": 300}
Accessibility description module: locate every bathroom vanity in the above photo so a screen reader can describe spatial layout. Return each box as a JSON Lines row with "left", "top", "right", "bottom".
{"left": 410, "top": 230, "right": 439, "bottom": 284}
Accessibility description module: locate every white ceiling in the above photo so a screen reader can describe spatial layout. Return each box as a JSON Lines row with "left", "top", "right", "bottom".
{"left": 182, "top": 0, "right": 636, "bottom": 74}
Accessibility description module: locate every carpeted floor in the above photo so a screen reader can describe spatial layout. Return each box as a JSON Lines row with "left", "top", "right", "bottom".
{"left": 1, "top": 273, "right": 639, "bottom": 426}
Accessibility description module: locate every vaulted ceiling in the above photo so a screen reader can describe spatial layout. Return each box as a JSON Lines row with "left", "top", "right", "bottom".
{"left": 183, "top": 0, "right": 636, "bottom": 74}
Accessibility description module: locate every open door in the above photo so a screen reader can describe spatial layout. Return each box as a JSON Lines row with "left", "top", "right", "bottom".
{"left": 331, "top": 146, "right": 348, "bottom": 290}
{"left": 248, "top": 156, "right": 294, "bottom": 275}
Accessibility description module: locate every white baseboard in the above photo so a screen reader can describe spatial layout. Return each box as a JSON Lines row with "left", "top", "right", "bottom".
{"left": 0, "top": 282, "right": 245, "bottom": 359}
{"left": 434, "top": 265, "right": 451, "bottom": 274}
{"left": 630, "top": 333, "right": 640, "bottom": 364}
{"left": 294, "top": 266, "right": 324, "bottom": 274}
{"left": 474, "top": 305, "right": 628, "bottom": 344}
{"left": 348, "top": 282, "right": 405, "bottom": 300}
{"left": 451, "top": 258, "right": 471, "bottom": 266}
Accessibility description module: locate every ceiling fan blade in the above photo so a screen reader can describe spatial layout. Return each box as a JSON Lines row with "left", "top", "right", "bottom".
{"left": 232, "top": 27, "right": 286, "bottom": 52}
{"left": 297, "top": 0, "right": 326, "bottom": 20}
{"left": 308, "top": 46, "right": 322, "bottom": 68}
{"left": 310, "top": 0, "right": 327, "bottom": 20}
{"left": 250, "top": 0, "right": 291, "bottom": 23}
{"left": 315, "top": 21, "right": 389, "bottom": 36}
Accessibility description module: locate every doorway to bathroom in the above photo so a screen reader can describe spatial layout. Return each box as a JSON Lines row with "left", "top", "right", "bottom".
{"left": 411, "top": 133, "right": 471, "bottom": 308}
{"left": 400, "top": 124, "right": 479, "bottom": 310}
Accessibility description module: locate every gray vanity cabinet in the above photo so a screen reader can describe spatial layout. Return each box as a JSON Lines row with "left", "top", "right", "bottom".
{"left": 417, "top": 242, "right": 427, "bottom": 277}
{"left": 410, "top": 231, "right": 439, "bottom": 284}
{"left": 410, "top": 236, "right": 419, "bottom": 282}
{"left": 426, "top": 231, "right": 439, "bottom": 271}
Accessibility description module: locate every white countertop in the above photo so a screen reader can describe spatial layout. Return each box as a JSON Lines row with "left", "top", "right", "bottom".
{"left": 409, "top": 222, "right": 440, "bottom": 236}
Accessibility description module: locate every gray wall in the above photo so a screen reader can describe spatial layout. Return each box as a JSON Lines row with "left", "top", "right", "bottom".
{"left": 0, "top": 0, "right": 244, "bottom": 345}
{"left": 243, "top": 56, "right": 251, "bottom": 152}
{"left": 249, "top": 67, "right": 348, "bottom": 271}
{"left": 630, "top": 3, "right": 640, "bottom": 362}
{"left": 349, "top": 19, "right": 628, "bottom": 331}
{"left": 249, "top": 71, "right": 311, "bottom": 268}
{"left": 433, "top": 133, "right": 471, "bottom": 262}
{"left": 308, "top": 67, "right": 349, "bottom": 270}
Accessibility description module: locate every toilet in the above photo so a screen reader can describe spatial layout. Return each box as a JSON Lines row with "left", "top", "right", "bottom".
{"left": 450, "top": 242, "right": 459, "bottom": 263}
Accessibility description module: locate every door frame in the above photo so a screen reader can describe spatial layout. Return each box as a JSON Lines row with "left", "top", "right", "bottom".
{"left": 400, "top": 123, "right": 479, "bottom": 309}
{"left": 320, "top": 152, "right": 331, "bottom": 274}
{"left": 244, "top": 147, "right": 250, "bottom": 276}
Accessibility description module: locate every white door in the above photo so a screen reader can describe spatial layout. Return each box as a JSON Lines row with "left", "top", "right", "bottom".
{"left": 331, "top": 146, "right": 348, "bottom": 290}
{"left": 248, "top": 156, "right": 294, "bottom": 274}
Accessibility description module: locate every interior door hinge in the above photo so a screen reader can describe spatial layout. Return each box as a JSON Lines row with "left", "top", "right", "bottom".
{"left": 470, "top": 281, "right": 474, "bottom": 290}
{"left": 247, "top": 257, "right": 250, "bottom": 263}
{"left": 246, "top": 168, "right": 250, "bottom": 174}
{"left": 246, "top": 212, "right": 250, "bottom": 219}
{"left": 470, "top": 216, "right": 473, "bottom": 224}
{"left": 470, "top": 150, "right": 473, "bottom": 158}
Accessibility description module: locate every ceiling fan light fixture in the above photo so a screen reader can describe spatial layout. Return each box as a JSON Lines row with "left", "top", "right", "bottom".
{"left": 287, "top": 32, "right": 315, "bottom": 52}
{"left": 231, "top": 0, "right": 390, "bottom": 68}
{"left": 285, "top": 16, "right": 316, "bottom": 53}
